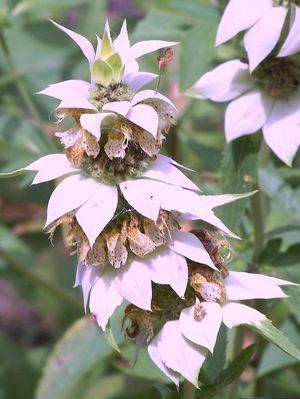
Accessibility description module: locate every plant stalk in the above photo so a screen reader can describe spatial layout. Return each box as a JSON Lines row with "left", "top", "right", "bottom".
{"left": 183, "top": 379, "right": 196, "bottom": 399}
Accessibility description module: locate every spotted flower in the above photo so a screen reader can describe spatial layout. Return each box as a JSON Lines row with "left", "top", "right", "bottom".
{"left": 187, "top": 57, "right": 300, "bottom": 165}
{"left": 216, "top": 0, "right": 300, "bottom": 71}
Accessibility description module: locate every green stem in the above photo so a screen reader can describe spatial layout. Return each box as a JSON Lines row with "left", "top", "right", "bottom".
{"left": 183, "top": 379, "right": 196, "bottom": 399}
{"left": 0, "top": 248, "right": 82, "bottom": 309}
{"left": 250, "top": 188, "right": 265, "bottom": 271}
{"left": 0, "top": 29, "right": 56, "bottom": 151}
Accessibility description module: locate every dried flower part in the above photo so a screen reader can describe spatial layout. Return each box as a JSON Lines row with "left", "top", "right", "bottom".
{"left": 89, "top": 83, "right": 134, "bottom": 110}
{"left": 47, "top": 209, "right": 180, "bottom": 269}
{"left": 273, "top": 0, "right": 300, "bottom": 6}
{"left": 104, "top": 129, "right": 127, "bottom": 160}
{"left": 189, "top": 264, "right": 227, "bottom": 304}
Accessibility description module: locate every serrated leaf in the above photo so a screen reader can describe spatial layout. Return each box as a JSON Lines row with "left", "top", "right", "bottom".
{"left": 216, "top": 344, "right": 256, "bottom": 388}
{"left": 220, "top": 133, "right": 261, "bottom": 231}
{"left": 259, "top": 168, "right": 300, "bottom": 222}
{"left": 35, "top": 317, "right": 113, "bottom": 399}
{"left": 91, "top": 59, "right": 113, "bottom": 86}
{"left": 258, "top": 319, "right": 299, "bottom": 377}
{"left": 248, "top": 319, "right": 300, "bottom": 362}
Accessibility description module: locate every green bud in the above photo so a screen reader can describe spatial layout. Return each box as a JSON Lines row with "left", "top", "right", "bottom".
{"left": 91, "top": 59, "right": 113, "bottom": 86}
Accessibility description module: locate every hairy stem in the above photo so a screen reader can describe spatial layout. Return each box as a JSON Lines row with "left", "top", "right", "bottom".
{"left": 183, "top": 379, "right": 196, "bottom": 399}
{"left": 0, "top": 248, "right": 82, "bottom": 309}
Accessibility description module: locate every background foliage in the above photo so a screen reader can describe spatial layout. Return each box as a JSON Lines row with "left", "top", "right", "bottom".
{"left": 0, "top": 0, "right": 300, "bottom": 398}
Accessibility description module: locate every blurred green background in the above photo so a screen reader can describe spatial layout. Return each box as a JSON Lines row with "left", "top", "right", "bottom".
{"left": 0, "top": 1, "right": 300, "bottom": 398}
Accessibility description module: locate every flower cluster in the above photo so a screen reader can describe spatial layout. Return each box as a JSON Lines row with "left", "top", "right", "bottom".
{"left": 187, "top": 0, "right": 300, "bottom": 165}
{"left": 11, "top": 20, "right": 296, "bottom": 387}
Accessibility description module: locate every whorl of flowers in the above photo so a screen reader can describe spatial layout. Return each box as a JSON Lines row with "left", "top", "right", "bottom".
{"left": 5, "top": 19, "right": 297, "bottom": 387}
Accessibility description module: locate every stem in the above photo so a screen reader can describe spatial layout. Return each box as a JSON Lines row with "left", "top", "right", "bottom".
{"left": 250, "top": 188, "right": 265, "bottom": 271}
{"left": 0, "top": 29, "right": 55, "bottom": 151}
{"left": 183, "top": 379, "right": 196, "bottom": 399}
{"left": 0, "top": 248, "right": 82, "bottom": 309}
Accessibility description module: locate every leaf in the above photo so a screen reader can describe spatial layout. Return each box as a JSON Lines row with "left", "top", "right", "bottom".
{"left": 257, "top": 319, "right": 300, "bottom": 377}
{"left": 105, "top": 321, "right": 121, "bottom": 353}
{"left": 285, "top": 286, "right": 300, "bottom": 325}
{"left": 35, "top": 317, "right": 114, "bottom": 399}
{"left": 180, "top": 18, "right": 218, "bottom": 91}
{"left": 259, "top": 168, "right": 300, "bottom": 222}
{"left": 248, "top": 319, "right": 300, "bottom": 362}
{"left": 215, "top": 344, "right": 256, "bottom": 388}
{"left": 220, "top": 133, "right": 261, "bottom": 231}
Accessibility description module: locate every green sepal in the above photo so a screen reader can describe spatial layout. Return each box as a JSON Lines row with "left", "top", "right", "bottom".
{"left": 100, "top": 30, "right": 113, "bottom": 60}
{"left": 106, "top": 53, "right": 124, "bottom": 83}
{"left": 91, "top": 59, "right": 113, "bottom": 86}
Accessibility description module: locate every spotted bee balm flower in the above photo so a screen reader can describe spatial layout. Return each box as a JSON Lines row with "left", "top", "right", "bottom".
{"left": 216, "top": 0, "right": 300, "bottom": 71}
{"left": 187, "top": 56, "right": 300, "bottom": 165}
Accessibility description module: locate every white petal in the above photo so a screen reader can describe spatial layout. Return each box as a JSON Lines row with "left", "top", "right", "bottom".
{"left": 167, "top": 231, "right": 216, "bottom": 270}
{"left": 244, "top": 7, "right": 287, "bottom": 72}
{"left": 180, "top": 302, "right": 222, "bottom": 352}
{"left": 50, "top": 20, "right": 95, "bottom": 63}
{"left": 148, "top": 337, "right": 180, "bottom": 386}
{"left": 45, "top": 175, "right": 99, "bottom": 227}
{"left": 156, "top": 154, "right": 195, "bottom": 172}
{"left": 131, "top": 89, "right": 177, "bottom": 110}
{"left": 38, "top": 80, "right": 96, "bottom": 110}
{"left": 113, "top": 20, "right": 130, "bottom": 63}
{"left": 122, "top": 72, "right": 158, "bottom": 92}
{"left": 142, "top": 157, "right": 199, "bottom": 190}
{"left": 102, "top": 100, "right": 131, "bottom": 116}
{"left": 76, "top": 185, "right": 118, "bottom": 247}
{"left": 263, "top": 95, "right": 300, "bottom": 166}
{"left": 187, "top": 60, "right": 253, "bottom": 101}
{"left": 225, "top": 89, "right": 273, "bottom": 141}
{"left": 279, "top": 7, "right": 300, "bottom": 57}
{"left": 89, "top": 268, "right": 123, "bottom": 330}
{"left": 128, "top": 104, "right": 159, "bottom": 137}
{"left": 115, "top": 258, "right": 152, "bottom": 310}
{"left": 25, "top": 154, "right": 77, "bottom": 184}
{"left": 80, "top": 112, "right": 116, "bottom": 141}
{"left": 157, "top": 320, "right": 207, "bottom": 387}
{"left": 74, "top": 261, "right": 101, "bottom": 309}
{"left": 150, "top": 248, "right": 188, "bottom": 297}
{"left": 216, "top": 0, "right": 272, "bottom": 45}
{"left": 201, "top": 192, "right": 256, "bottom": 209}
{"left": 129, "top": 40, "right": 178, "bottom": 62}
{"left": 119, "top": 179, "right": 161, "bottom": 222}
{"left": 225, "top": 271, "right": 292, "bottom": 300}
{"left": 222, "top": 302, "right": 266, "bottom": 328}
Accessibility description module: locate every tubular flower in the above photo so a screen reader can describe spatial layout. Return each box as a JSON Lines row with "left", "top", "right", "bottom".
{"left": 187, "top": 57, "right": 300, "bottom": 165}
{"left": 216, "top": 0, "right": 300, "bottom": 71}
{"left": 116, "top": 230, "right": 296, "bottom": 387}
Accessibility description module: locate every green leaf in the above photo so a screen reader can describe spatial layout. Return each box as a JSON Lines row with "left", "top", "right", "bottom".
{"left": 220, "top": 133, "right": 261, "bottom": 231}
{"left": 285, "top": 286, "right": 300, "bottom": 325}
{"left": 259, "top": 168, "right": 300, "bottom": 222}
{"left": 35, "top": 317, "right": 113, "bottom": 399}
{"left": 258, "top": 319, "right": 299, "bottom": 377}
{"left": 180, "top": 17, "right": 218, "bottom": 91}
{"left": 0, "top": 168, "right": 26, "bottom": 178}
{"left": 248, "top": 319, "right": 300, "bottom": 362}
{"left": 215, "top": 344, "right": 256, "bottom": 388}
{"left": 91, "top": 59, "right": 113, "bottom": 86}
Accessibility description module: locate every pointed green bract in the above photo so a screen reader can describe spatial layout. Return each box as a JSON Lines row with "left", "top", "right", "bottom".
{"left": 91, "top": 59, "right": 113, "bottom": 86}
{"left": 106, "top": 53, "right": 124, "bottom": 82}
{"left": 100, "top": 30, "right": 113, "bottom": 60}
{"left": 105, "top": 321, "right": 121, "bottom": 353}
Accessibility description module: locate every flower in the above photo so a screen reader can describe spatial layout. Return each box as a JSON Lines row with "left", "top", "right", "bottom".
{"left": 216, "top": 0, "right": 300, "bottom": 71}
{"left": 148, "top": 270, "right": 293, "bottom": 387}
{"left": 187, "top": 58, "right": 300, "bottom": 165}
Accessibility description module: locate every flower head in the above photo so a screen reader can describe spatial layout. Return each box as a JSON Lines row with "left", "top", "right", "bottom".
{"left": 187, "top": 57, "right": 300, "bottom": 165}
{"left": 216, "top": 0, "right": 300, "bottom": 71}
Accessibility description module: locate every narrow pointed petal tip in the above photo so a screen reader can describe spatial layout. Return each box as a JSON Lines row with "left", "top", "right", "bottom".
{"left": 278, "top": 7, "right": 300, "bottom": 57}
